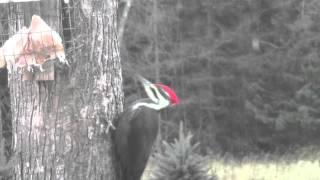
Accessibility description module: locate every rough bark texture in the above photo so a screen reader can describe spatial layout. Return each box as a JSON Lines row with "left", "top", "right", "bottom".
{"left": 7, "top": 0, "right": 122, "bottom": 179}
{"left": 0, "top": 69, "right": 12, "bottom": 159}
{"left": 0, "top": 68, "right": 13, "bottom": 179}
{"left": 0, "top": 4, "right": 15, "bottom": 179}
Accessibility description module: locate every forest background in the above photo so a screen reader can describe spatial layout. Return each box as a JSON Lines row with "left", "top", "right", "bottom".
{"left": 120, "top": 0, "right": 320, "bottom": 157}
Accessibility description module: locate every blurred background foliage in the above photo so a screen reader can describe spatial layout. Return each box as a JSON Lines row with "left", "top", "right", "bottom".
{"left": 120, "top": 0, "right": 320, "bottom": 157}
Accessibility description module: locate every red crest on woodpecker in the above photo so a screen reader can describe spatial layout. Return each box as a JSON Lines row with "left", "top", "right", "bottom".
{"left": 155, "top": 84, "right": 180, "bottom": 105}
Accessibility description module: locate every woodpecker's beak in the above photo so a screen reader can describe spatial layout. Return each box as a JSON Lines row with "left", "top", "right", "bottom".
{"left": 136, "top": 74, "right": 152, "bottom": 86}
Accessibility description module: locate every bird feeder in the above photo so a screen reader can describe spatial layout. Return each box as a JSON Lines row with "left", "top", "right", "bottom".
{"left": 0, "top": 14, "right": 67, "bottom": 81}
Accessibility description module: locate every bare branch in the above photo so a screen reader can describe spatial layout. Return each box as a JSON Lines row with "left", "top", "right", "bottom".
{"left": 118, "top": 0, "right": 133, "bottom": 46}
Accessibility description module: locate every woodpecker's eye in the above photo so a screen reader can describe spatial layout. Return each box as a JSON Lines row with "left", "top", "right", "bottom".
{"left": 158, "top": 87, "right": 170, "bottom": 100}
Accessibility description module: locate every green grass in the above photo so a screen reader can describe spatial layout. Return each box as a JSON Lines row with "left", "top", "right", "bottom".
{"left": 144, "top": 147, "right": 320, "bottom": 180}
{"left": 211, "top": 159, "right": 320, "bottom": 180}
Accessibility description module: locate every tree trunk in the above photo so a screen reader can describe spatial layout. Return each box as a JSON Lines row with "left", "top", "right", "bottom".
{"left": 8, "top": 0, "right": 122, "bottom": 179}
{"left": 0, "top": 4, "right": 14, "bottom": 179}
{"left": 0, "top": 68, "right": 13, "bottom": 178}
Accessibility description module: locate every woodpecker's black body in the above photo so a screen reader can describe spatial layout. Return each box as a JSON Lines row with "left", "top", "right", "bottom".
{"left": 114, "top": 101, "right": 159, "bottom": 180}
{"left": 113, "top": 75, "right": 179, "bottom": 180}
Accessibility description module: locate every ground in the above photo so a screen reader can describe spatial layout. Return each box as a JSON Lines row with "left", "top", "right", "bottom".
{"left": 142, "top": 147, "right": 320, "bottom": 180}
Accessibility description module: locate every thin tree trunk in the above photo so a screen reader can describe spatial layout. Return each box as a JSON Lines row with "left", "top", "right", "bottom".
{"left": 8, "top": 0, "right": 122, "bottom": 179}
{"left": 152, "top": 0, "right": 163, "bottom": 152}
{"left": 118, "top": 0, "right": 133, "bottom": 47}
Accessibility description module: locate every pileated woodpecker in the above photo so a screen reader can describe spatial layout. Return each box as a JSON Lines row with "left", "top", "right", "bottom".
{"left": 114, "top": 75, "right": 180, "bottom": 180}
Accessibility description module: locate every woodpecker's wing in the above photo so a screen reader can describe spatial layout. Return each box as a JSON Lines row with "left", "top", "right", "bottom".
{"left": 127, "top": 107, "right": 158, "bottom": 180}
{"left": 114, "top": 106, "right": 159, "bottom": 180}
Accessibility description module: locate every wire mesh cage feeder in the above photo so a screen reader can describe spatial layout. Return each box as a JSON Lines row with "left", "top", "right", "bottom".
{"left": 0, "top": 0, "right": 75, "bottom": 81}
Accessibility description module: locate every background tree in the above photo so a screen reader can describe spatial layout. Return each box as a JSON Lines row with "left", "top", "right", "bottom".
{"left": 121, "top": 0, "right": 320, "bottom": 156}
{"left": 152, "top": 122, "right": 217, "bottom": 180}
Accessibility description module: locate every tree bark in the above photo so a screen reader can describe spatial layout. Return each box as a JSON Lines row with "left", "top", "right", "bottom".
{"left": 8, "top": 0, "right": 122, "bottom": 179}
{"left": 0, "top": 68, "right": 13, "bottom": 179}
{"left": 0, "top": 4, "right": 14, "bottom": 179}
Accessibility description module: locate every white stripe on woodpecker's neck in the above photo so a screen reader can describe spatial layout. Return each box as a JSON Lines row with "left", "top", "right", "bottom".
{"left": 143, "top": 83, "right": 159, "bottom": 103}
{"left": 132, "top": 98, "right": 170, "bottom": 111}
